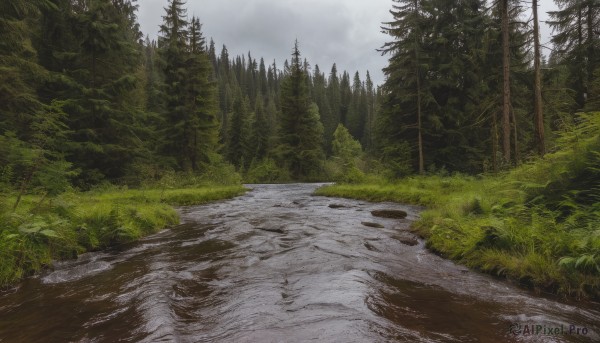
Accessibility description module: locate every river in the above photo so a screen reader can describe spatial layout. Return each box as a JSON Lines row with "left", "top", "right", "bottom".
{"left": 0, "top": 184, "right": 598, "bottom": 342}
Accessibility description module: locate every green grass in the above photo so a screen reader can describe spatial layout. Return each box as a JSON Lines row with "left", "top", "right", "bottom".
{"left": 316, "top": 112, "right": 600, "bottom": 299}
{"left": 0, "top": 185, "right": 247, "bottom": 287}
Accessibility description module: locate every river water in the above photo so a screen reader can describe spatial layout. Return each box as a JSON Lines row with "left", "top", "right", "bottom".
{"left": 0, "top": 184, "right": 598, "bottom": 342}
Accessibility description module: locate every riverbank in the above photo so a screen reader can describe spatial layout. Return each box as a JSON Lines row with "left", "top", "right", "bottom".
{"left": 0, "top": 185, "right": 247, "bottom": 287}
{"left": 315, "top": 175, "right": 599, "bottom": 299}
{"left": 315, "top": 115, "right": 600, "bottom": 299}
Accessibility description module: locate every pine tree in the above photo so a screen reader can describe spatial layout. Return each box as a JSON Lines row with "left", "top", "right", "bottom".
{"left": 311, "top": 64, "right": 333, "bottom": 153}
{"left": 158, "top": 2, "right": 219, "bottom": 172}
{"left": 0, "top": 0, "right": 54, "bottom": 139}
{"left": 549, "top": 0, "right": 600, "bottom": 110}
{"left": 158, "top": 0, "right": 190, "bottom": 169}
{"left": 37, "top": 0, "right": 146, "bottom": 185}
{"left": 227, "top": 90, "right": 251, "bottom": 168}
{"left": 184, "top": 16, "right": 219, "bottom": 170}
{"left": 275, "top": 41, "right": 324, "bottom": 179}
{"left": 379, "top": 0, "right": 428, "bottom": 174}
{"left": 252, "top": 92, "right": 270, "bottom": 161}
{"left": 363, "top": 71, "right": 376, "bottom": 151}
{"left": 347, "top": 71, "right": 365, "bottom": 140}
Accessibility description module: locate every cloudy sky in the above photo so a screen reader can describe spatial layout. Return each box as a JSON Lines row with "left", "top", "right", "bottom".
{"left": 137, "top": 0, "right": 558, "bottom": 86}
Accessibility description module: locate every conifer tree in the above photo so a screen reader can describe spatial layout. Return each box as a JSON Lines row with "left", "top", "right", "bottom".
{"left": 252, "top": 92, "right": 270, "bottom": 160}
{"left": 363, "top": 71, "right": 376, "bottom": 151}
{"left": 379, "top": 0, "right": 428, "bottom": 174}
{"left": 185, "top": 16, "right": 219, "bottom": 170}
{"left": 158, "top": 2, "right": 219, "bottom": 171}
{"left": 549, "top": 0, "right": 600, "bottom": 110}
{"left": 347, "top": 71, "right": 365, "bottom": 140}
{"left": 0, "top": 0, "right": 52, "bottom": 139}
{"left": 324, "top": 64, "right": 341, "bottom": 153}
{"left": 37, "top": 0, "right": 146, "bottom": 185}
{"left": 312, "top": 65, "right": 333, "bottom": 152}
{"left": 158, "top": 0, "right": 190, "bottom": 169}
{"left": 275, "top": 41, "right": 324, "bottom": 179}
{"left": 227, "top": 90, "right": 251, "bottom": 168}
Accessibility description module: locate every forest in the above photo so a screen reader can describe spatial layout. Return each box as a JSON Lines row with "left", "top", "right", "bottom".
{"left": 0, "top": 0, "right": 599, "bottom": 298}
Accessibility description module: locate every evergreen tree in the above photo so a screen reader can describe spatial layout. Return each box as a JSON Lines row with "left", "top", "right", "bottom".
{"left": 184, "top": 16, "right": 220, "bottom": 170}
{"left": 252, "top": 92, "right": 271, "bottom": 161}
{"left": 0, "top": 0, "right": 52, "bottom": 139}
{"left": 363, "top": 71, "right": 376, "bottom": 151}
{"left": 37, "top": 0, "right": 146, "bottom": 185}
{"left": 158, "top": 0, "right": 190, "bottom": 169}
{"left": 339, "top": 71, "right": 352, "bottom": 128}
{"left": 227, "top": 90, "right": 251, "bottom": 169}
{"left": 549, "top": 0, "right": 600, "bottom": 110}
{"left": 311, "top": 64, "right": 333, "bottom": 153}
{"left": 347, "top": 71, "right": 365, "bottom": 140}
{"left": 275, "top": 41, "right": 324, "bottom": 179}
{"left": 379, "top": 0, "right": 428, "bottom": 174}
{"left": 324, "top": 64, "right": 341, "bottom": 153}
{"left": 158, "top": 2, "right": 219, "bottom": 171}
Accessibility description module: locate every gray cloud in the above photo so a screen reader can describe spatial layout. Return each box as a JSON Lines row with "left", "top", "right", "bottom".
{"left": 137, "top": 0, "right": 557, "bottom": 86}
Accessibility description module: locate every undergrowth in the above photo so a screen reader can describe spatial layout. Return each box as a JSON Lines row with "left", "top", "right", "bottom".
{"left": 316, "top": 112, "right": 600, "bottom": 299}
{"left": 0, "top": 185, "right": 246, "bottom": 287}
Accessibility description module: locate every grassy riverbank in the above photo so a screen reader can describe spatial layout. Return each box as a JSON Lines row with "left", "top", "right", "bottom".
{"left": 316, "top": 113, "right": 600, "bottom": 299}
{"left": 0, "top": 185, "right": 246, "bottom": 287}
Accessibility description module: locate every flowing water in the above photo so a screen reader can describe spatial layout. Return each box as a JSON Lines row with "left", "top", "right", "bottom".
{"left": 0, "top": 184, "right": 598, "bottom": 342}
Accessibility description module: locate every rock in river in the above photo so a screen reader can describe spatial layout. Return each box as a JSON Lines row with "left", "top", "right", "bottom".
{"left": 328, "top": 204, "right": 346, "bottom": 209}
{"left": 255, "top": 227, "right": 285, "bottom": 234}
{"left": 371, "top": 209, "right": 408, "bottom": 219}
{"left": 361, "top": 222, "right": 385, "bottom": 228}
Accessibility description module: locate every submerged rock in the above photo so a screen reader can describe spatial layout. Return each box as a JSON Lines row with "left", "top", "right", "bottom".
{"left": 328, "top": 204, "right": 346, "bottom": 209}
{"left": 255, "top": 227, "right": 285, "bottom": 234}
{"left": 392, "top": 234, "right": 419, "bottom": 246}
{"left": 361, "top": 222, "right": 384, "bottom": 228}
{"left": 371, "top": 209, "right": 407, "bottom": 219}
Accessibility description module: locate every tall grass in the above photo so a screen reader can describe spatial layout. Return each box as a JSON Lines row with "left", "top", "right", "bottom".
{"left": 316, "top": 112, "right": 600, "bottom": 299}
{"left": 0, "top": 185, "right": 246, "bottom": 287}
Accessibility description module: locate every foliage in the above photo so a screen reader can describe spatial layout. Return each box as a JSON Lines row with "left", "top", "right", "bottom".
{"left": 158, "top": 4, "right": 220, "bottom": 172}
{"left": 330, "top": 124, "right": 365, "bottom": 183}
{"left": 244, "top": 158, "right": 291, "bottom": 184}
{"left": 275, "top": 42, "right": 325, "bottom": 180}
{"left": 0, "top": 184, "right": 246, "bottom": 286}
{"left": 317, "top": 112, "right": 600, "bottom": 298}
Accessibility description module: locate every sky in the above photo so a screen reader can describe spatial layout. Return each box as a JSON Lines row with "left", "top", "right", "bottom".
{"left": 137, "top": 0, "right": 558, "bottom": 86}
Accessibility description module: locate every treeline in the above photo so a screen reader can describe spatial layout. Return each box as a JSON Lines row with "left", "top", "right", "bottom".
{"left": 377, "top": 0, "right": 600, "bottom": 175}
{"left": 0, "top": 0, "right": 377, "bottom": 194}
{"left": 3, "top": 0, "right": 598, "bottom": 193}
{"left": 198, "top": 43, "right": 379, "bottom": 174}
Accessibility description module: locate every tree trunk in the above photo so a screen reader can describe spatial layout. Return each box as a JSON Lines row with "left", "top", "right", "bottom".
{"left": 576, "top": 5, "right": 585, "bottom": 107}
{"left": 414, "top": 0, "right": 424, "bottom": 174}
{"left": 492, "top": 109, "right": 498, "bottom": 173}
{"left": 533, "top": 0, "right": 545, "bottom": 156}
{"left": 511, "top": 104, "right": 519, "bottom": 164}
{"left": 501, "top": 0, "right": 511, "bottom": 164}
{"left": 586, "top": 2, "right": 594, "bottom": 95}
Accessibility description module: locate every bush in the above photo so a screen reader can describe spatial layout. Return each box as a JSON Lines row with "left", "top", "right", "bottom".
{"left": 244, "top": 158, "right": 291, "bottom": 183}
{"left": 198, "top": 156, "right": 242, "bottom": 185}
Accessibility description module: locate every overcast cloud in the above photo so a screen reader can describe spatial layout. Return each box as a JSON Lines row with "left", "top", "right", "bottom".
{"left": 137, "top": 0, "right": 557, "bottom": 86}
